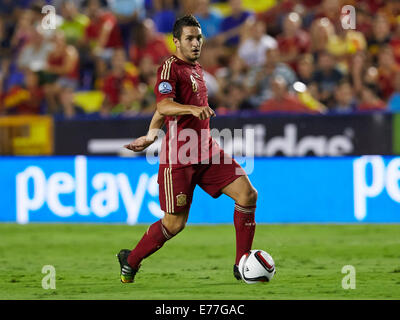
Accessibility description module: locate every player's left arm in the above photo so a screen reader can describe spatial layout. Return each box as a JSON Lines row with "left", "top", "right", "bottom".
{"left": 124, "top": 110, "right": 165, "bottom": 152}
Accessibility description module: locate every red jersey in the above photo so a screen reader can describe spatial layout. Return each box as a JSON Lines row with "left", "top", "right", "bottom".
{"left": 85, "top": 12, "right": 123, "bottom": 49}
{"left": 155, "top": 55, "right": 220, "bottom": 167}
{"left": 130, "top": 36, "right": 171, "bottom": 66}
{"left": 47, "top": 51, "right": 79, "bottom": 80}
{"left": 259, "top": 94, "right": 317, "bottom": 114}
{"left": 102, "top": 72, "right": 139, "bottom": 106}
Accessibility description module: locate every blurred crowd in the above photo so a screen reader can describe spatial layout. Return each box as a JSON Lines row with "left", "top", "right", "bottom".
{"left": 1, "top": 0, "right": 400, "bottom": 118}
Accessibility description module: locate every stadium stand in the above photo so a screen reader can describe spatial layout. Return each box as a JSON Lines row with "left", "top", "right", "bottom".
{"left": 0, "top": 0, "right": 400, "bottom": 118}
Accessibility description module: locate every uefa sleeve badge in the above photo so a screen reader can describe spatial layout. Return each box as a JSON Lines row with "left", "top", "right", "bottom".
{"left": 158, "top": 81, "right": 173, "bottom": 94}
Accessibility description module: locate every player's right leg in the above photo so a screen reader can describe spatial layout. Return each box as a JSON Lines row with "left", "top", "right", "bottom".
{"left": 117, "top": 210, "right": 189, "bottom": 283}
{"left": 117, "top": 166, "right": 194, "bottom": 283}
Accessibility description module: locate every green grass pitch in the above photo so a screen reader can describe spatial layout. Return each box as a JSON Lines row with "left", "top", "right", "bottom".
{"left": 0, "top": 224, "right": 399, "bottom": 300}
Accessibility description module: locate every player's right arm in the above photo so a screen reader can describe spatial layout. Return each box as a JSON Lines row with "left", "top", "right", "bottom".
{"left": 157, "top": 98, "right": 215, "bottom": 120}
{"left": 124, "top": 110, "right": 164, "bottom": 152}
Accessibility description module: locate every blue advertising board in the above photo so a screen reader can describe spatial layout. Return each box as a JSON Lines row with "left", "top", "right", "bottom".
{"left": 0, "top": 156, "right": 399, "bottom": 224}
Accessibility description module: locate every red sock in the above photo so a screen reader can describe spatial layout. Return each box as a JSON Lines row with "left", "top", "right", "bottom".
{"left": 234, "top": 203, "right": 256, "bottom": 265}
{"left": 127, "top": 219, "right": 174, "bottom": 269}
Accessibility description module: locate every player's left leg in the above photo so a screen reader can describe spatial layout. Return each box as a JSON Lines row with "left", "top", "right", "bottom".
{"left": 221, "top": 175, "right": 257, "bottom": 277}
{"left": 197, "top": 152, "right": 257, "bottom": 280}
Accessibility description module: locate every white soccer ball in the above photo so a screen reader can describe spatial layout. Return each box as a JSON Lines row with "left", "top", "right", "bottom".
{"left": 238, "top": 249, "right": 276, "bottom": 284}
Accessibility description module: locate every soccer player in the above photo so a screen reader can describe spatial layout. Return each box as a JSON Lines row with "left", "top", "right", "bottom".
{"left": 117, "top": 15, "right": 258, "bottom": 283}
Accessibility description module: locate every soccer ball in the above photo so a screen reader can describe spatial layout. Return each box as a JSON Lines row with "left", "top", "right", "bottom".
{"left": 238, "top": 250, "right": 276, "bottom": 284}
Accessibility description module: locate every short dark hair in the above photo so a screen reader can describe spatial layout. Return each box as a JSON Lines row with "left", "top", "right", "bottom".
{"left": 173, "top": 15, "right": 201, "bottom": 40}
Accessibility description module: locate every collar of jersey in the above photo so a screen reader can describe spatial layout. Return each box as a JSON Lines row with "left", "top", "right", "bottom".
{"left": 173, "top": 55, "right": 199, "bottom": 67}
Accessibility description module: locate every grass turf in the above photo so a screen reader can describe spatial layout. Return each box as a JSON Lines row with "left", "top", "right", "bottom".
{"left": 0, "top": 224, "right": 399, "bottom": 300}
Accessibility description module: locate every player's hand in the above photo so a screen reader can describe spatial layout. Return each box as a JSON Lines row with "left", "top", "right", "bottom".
{"left": 124, "top": 136, "right": 155, "bottom": 152}
{"left": 191, "top": 106, "right": 216, "bottom": 120}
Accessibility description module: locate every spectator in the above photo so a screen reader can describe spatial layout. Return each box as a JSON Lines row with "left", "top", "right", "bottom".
{"left": 238, "top": 18, "right": 277, "bottom": 68}
{"left": 296, "top": 53, "right": 314, "bottom": 86}
{"left": 259, "top": 75, "right": 318, "bottom": 114}
{"left": 276, "top": 12, "right": 311, "bottom": 68}
{"left": 358, "top": 84, "right": 386, "bottom": 112}
{"left": 137, "top": 56, "right": 157, "bottom": 85}
{"left": 219, "top": 0, "right": 253, "bottom": 47}
{"left": 325, "top": 28, "right": 367, "bottom": 62}
{"left": 0, "top": 14, "right": 12, "bottom": 56}
{"left": 100, "top": 48, "right": 139, "bottom": 116}
{"left": 390, "top": 18, "right": 400, "bottom": 65}
{"left": 129, "top": 18, "right": 171, "bottom": 66}
{"left": 249, "top": 47, "right": 297, "bottom": 107}
{"left": 107, "top": 0, "right": 146, "bottom": 52}
{"left": 354, "top": 4, "right": 373, "bottom": 39}
{"left": 84, "top": 0, "right": 123, "bottom": 59}
{"left": 137, "top": 60, "right": 158, "bottom": 114}
{"left": 107, "top": 0, "right": 145, "bottom": 23}
{"left": 350, "top": 50, "right": 369, "bottom": 96}
{"left": 1, "top": 70, "right": 43, "bottom": 115}
{"left": 193, "top": 0, "right": 223, "bottom": 39}
{"left": 179, "top": 0, "right": 196, "bottom": 16}
{"left": 380, "top": 0, "right": 400, "bottom": 27}
{"left": 215, "top": 54, "right": 249, "bottom": 94}
{"left": 377, "top": 45, "right": 400, "bottom": 100}
{"left": 198, "top": 39, "right": 224, "bottom": 76}
{"left": 332, "top": 80, "right": 358, "bottom": 114}
{"left": 310, "top": 50, "right": 343, "bottom": 109}
{"left": 0, "top": 19, "right": 12, "bottom": 92}
{"left": 151, "top": 0, "right": 176, "bottom": 34}
{"left": 59, "top": 0, "right": 90, "bottom": 46}
{"left": 368, "top": 14, "right": 391, "bottom": 63}
{"left": 364, "top": 0, "right": 386, "bottom": 13}
{"left": 314, "top": 0, "right": 341, "bottom": 32}
{"left": 80, "top": 0, "right": 123, "bottom": 89}
{"left": 10, "top": 8, "right": 33, "bottom": 55}
{"left": 363, "top": 66, "right": 381, "bottom": 96}
{"left": 41, "top": 31, "right": 79, "bottom": 115}
{"left": 216, "top": 80, "right": 252, "bottom": 115}
{"left": 203, "top": 69, "right": 220, "bottom": 105}
{"left": 17, "top": 26, "right": 53, "bottom": 74}
{"left": 309, "top": 17, "right": 335, "bottom": 57}
{"left": 109, "top": 85, "right": 142, "bottom": 117}
{"left": 0, "top": 0, "right": 19, "bottom": 27}
{"left": 254, "top": 0, "right": 297, "bottom": 36}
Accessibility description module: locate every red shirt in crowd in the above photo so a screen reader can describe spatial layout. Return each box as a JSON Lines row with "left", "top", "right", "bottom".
{"left": 85, "top": 11, "right": 123, "bottom": 49}
{"left": 259, "top": 94, "right": 317, "bottom": 114}
{"left": 47, "top": 52, "right": 79, "bottom": 80}
{"left": 1, "top": 86, "right": 43, "bottom": 115}
{"left": 102, "top": 72, "right": 139, "bottom": 106}
{"left": 130, "top": 36, "right": 171, "bottom": 66}
{"left": 357, "top": 100, "right": 386, "bottom": 111}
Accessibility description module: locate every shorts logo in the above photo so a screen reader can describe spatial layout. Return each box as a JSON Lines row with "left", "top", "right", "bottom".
{"left": 158, "top": 82, "right": 173, "bottom": 94}
{"left": 176, "top": 193, "right": 187, "bottom": 207}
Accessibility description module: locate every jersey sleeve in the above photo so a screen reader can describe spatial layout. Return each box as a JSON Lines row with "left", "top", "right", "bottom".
{"left": 154, "top": 58, "right": 178, "bottom": 103}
